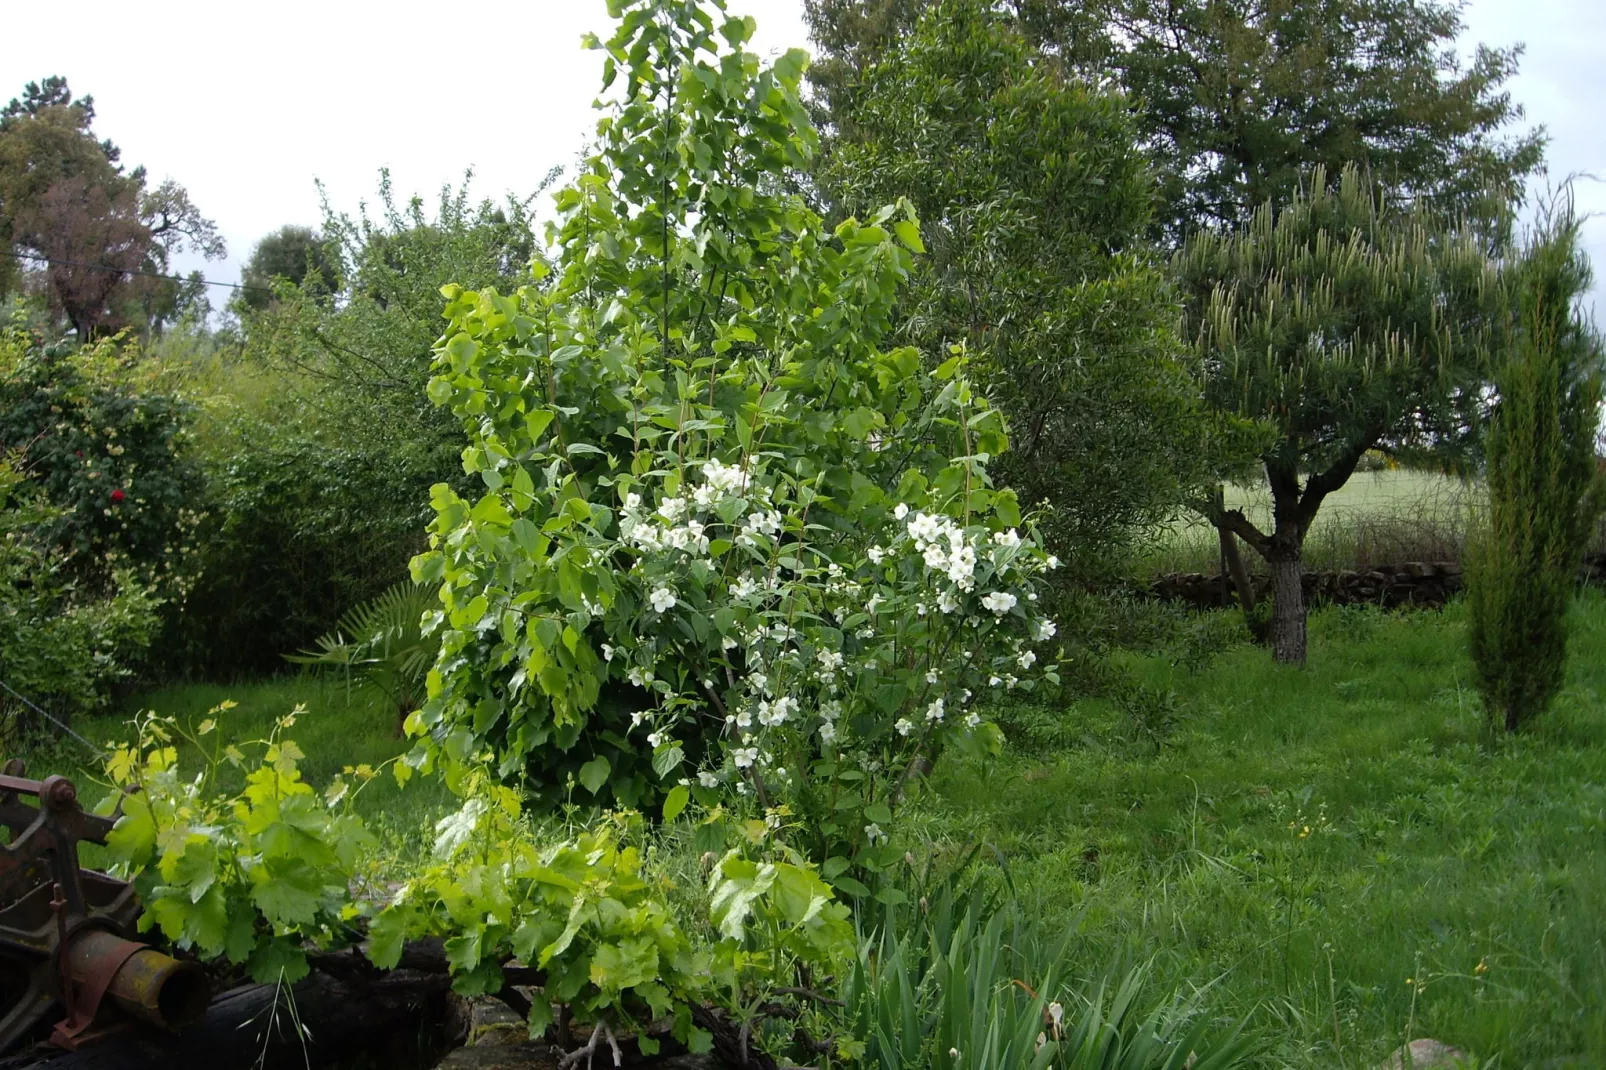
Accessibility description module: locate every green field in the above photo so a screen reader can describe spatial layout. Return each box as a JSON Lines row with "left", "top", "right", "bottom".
{"left": 1139, "top": 469, "right": 1480, "bottom": 577}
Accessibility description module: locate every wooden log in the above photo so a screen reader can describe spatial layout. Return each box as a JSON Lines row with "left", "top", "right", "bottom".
{"left": 0, "top": 968, "right": 462, "bottom": 1070}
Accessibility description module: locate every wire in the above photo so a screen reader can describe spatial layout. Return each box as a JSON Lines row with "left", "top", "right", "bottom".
{"left": 0, "top": 677, "right": 109, "bottom": 760}
{"left": 2, "top": 247, "right": 274, "bottom": 294}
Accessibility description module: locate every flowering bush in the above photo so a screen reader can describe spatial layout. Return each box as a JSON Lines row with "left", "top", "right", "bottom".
{"left": 409, "top": 0, "right": 1063, "bottom": 875}
{"left": 0, "top": 327, "right": 202, "bottom": 597}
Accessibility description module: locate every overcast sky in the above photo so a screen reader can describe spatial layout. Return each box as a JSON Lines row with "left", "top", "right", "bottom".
{"left": 5, "top": 0, "right": 1602, "bottom": 319}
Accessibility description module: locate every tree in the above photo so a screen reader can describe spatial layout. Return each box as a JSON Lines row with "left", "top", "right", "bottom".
{"left": 1174, "top": 166, "right": 1504, "bottom": 664}
{"left": 810, "top": 0, "right": 1205, "bottom": 569}
{"left": 236, "top": 225, "right": 338, "bottom": 312}
{"left": 1466, "top": 203, "right": 1605, "bottom": 731}
{"left": 0, "top": 77, "right": 223, "bottom": 337}
{"left": 804, "top": 0, "right": 1544, "bottom": 241}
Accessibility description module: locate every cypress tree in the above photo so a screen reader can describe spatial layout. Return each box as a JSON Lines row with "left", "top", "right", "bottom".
{"left": 1466, "top": 205, "right": 1606, "bottom": 731}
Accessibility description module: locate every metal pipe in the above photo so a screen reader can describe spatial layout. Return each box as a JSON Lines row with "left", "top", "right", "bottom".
{"left": 62, "top": 930, "right": 210, "bottom": 1031}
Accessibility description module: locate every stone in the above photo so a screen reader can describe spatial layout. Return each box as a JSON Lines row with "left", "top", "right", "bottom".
{"left": 1374, "top": 1038, "right": 1469, "bottom": 1069}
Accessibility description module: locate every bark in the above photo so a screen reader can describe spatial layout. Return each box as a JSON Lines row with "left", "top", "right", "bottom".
{"left": 0, "top": 969, "right": 461, "bottom": 1070}
{"left": 1267, "top": 546, "right": 1306, "bottom": 665}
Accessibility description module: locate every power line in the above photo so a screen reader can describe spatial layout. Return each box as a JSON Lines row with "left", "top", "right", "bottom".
{"left": 0, "top": 677, "right": 108, "bottom": 760}
{"left": 2, "top": 247, "right": 274, "bottom": 294}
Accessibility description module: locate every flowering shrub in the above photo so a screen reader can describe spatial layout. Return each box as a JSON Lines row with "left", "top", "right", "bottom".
{"left": 0, "top": 327, "right": 202, "bottom": 596}
{"left": 409, "top": 0, "right": 1063, "bottom": 875}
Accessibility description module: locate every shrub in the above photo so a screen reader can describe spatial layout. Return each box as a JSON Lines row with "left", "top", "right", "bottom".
{"left": 170, "top": 407, "right": 441, "bottom": 677}
{"left": 0, "top": 326, "right": 202, "bottom": 595}
{"left": 1466, "top": 207, "right": 1606, "bottom": 731}
{"left": 0, "top": 454, "right": 160, "bottom": 728}
{"left": 411, "top": 0, "right": 1061, "bottom": 880}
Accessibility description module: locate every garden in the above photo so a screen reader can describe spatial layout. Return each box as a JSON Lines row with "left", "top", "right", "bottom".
{"left": 1, "top": 1, "right": 1603, "bottom": 1069}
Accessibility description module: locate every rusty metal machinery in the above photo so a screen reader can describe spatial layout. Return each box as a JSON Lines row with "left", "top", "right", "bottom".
{"left": 0, "top": 760, "right": 208, "bottom": 1054}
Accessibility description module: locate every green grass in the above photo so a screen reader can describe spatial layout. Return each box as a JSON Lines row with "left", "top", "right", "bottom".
{"left": 913, "top": 593, "right": 1606, "bottom": 1068}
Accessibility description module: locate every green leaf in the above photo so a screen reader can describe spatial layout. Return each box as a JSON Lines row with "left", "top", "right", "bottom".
{"left": 893, "top": 219, "right": 925, "bottom": 253}
{"left": 578, "top": 755, "right": 611, "bottom": 795}
{"left": 863, "top": 802, "right": 893, "bottom": 825}
{"left": 662, "top": 784, "right": 690, "bottom": 822}
{"left": 247, "top": 937, "right": 310, "bottom": 985}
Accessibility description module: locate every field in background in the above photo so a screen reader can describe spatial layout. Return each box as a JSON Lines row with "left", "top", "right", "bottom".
{"left": 1137, "top": 469, "right": 1478, "bottom": 577}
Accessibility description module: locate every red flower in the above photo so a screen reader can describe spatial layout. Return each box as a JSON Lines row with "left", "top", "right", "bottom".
{"left": 110, "top": 489, "right": 125, "bottom": 504}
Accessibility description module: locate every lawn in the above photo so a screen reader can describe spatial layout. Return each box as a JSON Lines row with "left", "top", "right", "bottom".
{"left": 915, "top": 592, "right": 1606, "bottom": 1068}
{"left": 19, "top": 593, "right": 1605, "bottom": 1069}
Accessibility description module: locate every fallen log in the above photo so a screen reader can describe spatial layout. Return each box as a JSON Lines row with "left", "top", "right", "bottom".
{"left": 0, "top": 967, "right": 462, "bottom": 1070}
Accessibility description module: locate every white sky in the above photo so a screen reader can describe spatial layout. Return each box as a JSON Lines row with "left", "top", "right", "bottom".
{"left": 4, "top": 0, "right": 1602, "bottom": 319}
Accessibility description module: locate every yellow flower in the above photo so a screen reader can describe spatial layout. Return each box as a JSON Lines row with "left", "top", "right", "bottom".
{"left": 1475, "top": 958, "right": 1488, "bottom": 975}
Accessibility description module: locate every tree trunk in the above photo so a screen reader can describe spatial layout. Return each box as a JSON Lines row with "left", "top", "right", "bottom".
{"left": 1267, "top": 547, "right": 1306, "bottom": 665}
{"left": 1217, "top": 523, "right": 1257, "bottom": 612}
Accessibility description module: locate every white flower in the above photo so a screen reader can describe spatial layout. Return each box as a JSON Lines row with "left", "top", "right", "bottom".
{"left": 1047, "top": 1002, "right": 1064, "bottom": 1029}
{"left": 818, "top": 720, "right": 836, "bottom": 743}
{"left": 601, "top": 643, "right": 615, "bottom": 662}
{"left": 817, "top": 649, "right": 845, "bottom": 671}
{"left": 623, "top": 492, "right": 642, "bottom": 512}
{"left": 732, "top": 747, "right": 759, "bottom": 769}
{"left": 749, "top": 671, "right": 769, "bottom": 694}
{"left": 701, "top": 457, "right": 747, "bottom": 496}
{"left": 698, "top": 770, "right": 720, "bottom": 788}
{"left": 916, "top": 602, "right": 928, "bottom": 617}
{"left": 647, "top": 730, "right": 666, "bottom": 747}
{"left": 980, "top": 591, "right": 1017, "bottom": 616}
{"left": 735, "top": 708, "right": 753, "bottom": 729}
{"left": 925, "top": 697, "right": 945, "bottom": 723}
{"left": 961, "top": 689, "right": 973, "bottom": 703}
{"left": 949, "top": 1049, "right": 961, "bottom": 1061}
{"left": 760, "top": 696, "right": 796, "bottom": 726}
{"left": 938, "top": 589, "right": 959, "bottom": 614}
{"left": 893, "top": 503, "right": 910, "bottom": 520}
{"left": 1018, "top": 650, "right": 1037, "bottom": 670}
{"left": 1046, "top": 555, "right": 1061, "bottom": 570}
{"left": 907, "top": 511, "right": 942, "bottom": 546}
{"left": 731, "top": 574, "right": 758, "bottom": 600}
{"left": 866, "top": 594, "right": 884, "bottom": 614}
{"left": 722, "top": 635, "right": 739, "bottom": 651}
{"left": 1035, "top": 619, "right": 1057, "bottom": 640}
{"left": 993, "top": 528, "right": 1022, "bottom": 548}
{"left": 964, "top": 711, "right": 982, "bottom": 728}
{"left": 894, "top": 718, "right": 915, "bottom": 737}
{"left": 864, "top": 823, "right": 886, "bottom": 843}
{"left": 923, "top": 543, "right": 949, "bottom": 571}
{"left": 649, "top": 586, "right": 677, "bottom": 613}
{"left": 628, "top": 666, "right": 655, "bottom": 688}
{"left": 820, "top": 699, "right": 842, "bottom": 720}
{"left": 1005, "top": 674, "right": 1018, "bottom": 689}
{"left": 926, "top": 669, "right": 940, "bottom": 684}
{"left": 868, "top": 545, "right": 886, "bottom": 564}
{"left": 989, "top": 675, "right": 1002, "bottom": 687}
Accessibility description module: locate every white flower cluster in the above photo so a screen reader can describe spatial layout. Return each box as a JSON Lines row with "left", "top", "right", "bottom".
{"left": 905, "top": 511, "right": 979, "bottom": 590}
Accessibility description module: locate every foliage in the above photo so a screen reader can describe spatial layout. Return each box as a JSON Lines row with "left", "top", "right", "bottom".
{"left": 804, "top": 0, "right": 1544, "bottom": 241}
{"left": 0, "top": 76, "right": 223, "bottom": 336}
{"left": 100, "top": 703, "right": 853, "bottom": 1052}
{"left": 102, "top": 704, "right": 376, "bottom": 984}
{"left": 243, "top": 171, "right": 541, "bottom": 434}
{"left": 811, "top": 0, "right": 1205, "bottom": 573}
{"left": 1466, "top": 206, "right": 1606, "bottom": 731}
{"left": 1173, "top": 165, "right": 1504, "bottom": 663}
{"left": 0, "top": 453, "right": 161, "bottom": 723}
{"left": 843, "top": 887, "right": 1257, "bottom": 1070}
{"left": 0, "top": 325, "right": 203, "bottom": 595}
{"left": 235, "top": 224, "right": 338, "bottom": 313}
{"left": 286, "top": 580, "right": 439, "bottom": 730}
{"left": 413, "top": 0, "right": 1061, "bottom": 881}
